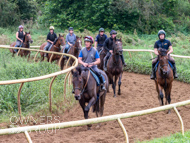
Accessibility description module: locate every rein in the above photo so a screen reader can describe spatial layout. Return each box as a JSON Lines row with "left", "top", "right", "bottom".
{"left": 80, "top": 69, "right": 90, "bottom": 95}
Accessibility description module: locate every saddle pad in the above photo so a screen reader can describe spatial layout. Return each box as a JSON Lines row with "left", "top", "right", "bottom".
{"left": 98, "top": 49, "right": 103, "bottom": 55}
{"left": 90, "top": 70, "right": 106, "bottom": 86}
{"left": 154, "top": 61, "right": 174, "bottom": 72}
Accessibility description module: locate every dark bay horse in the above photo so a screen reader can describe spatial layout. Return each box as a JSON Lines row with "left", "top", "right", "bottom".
{"left": 106, "top": 39, "right": 123, "bottom": 97}
{"left": 40, "top": 34, "right": 65, "bottom": 62}
{"left": 60, "top": 36, "right": 82, "bottom": 69}
{"left": 71, "top": 66, "right": 109, "bottom": 130}
{"left": 10, "top": 32, "right": 33, "bottom": 57}
{"left": 98, "top": 47, "right": 106, "bottom": 70}
{"left": 155, "top": 48, "right": 174, "bottom": 113}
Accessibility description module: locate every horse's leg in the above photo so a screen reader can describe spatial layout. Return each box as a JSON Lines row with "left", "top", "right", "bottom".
{"left": 166, "top": 83, "right": 172, "bottom": 114}
{"left": 158, "top": 84, "right": 164, "bottom": 106}
{"left": 60, "top": 58, "right": 65, "bottom": 70}
{"left": 118, "top": 73, "right": 122, "bottom": 95}
{"left": 85, "top": 96, "right": 96, "bottom": 130}
{"left": 79, "top": 98, "right": 91, "bottom": 130}
{"left": 110, "top": 76, "right": 116, "bottom": 97}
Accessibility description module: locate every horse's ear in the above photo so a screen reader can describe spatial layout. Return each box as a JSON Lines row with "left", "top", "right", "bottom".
{"left": 28, "top": 31, "right": 30, "bottom": 34}
{"left": 76, "top": 66, "right": 82, "bottom": 75}
{"left": 76, "top": 36, "right": 79, "bottom": 39}
{"left": 80, "top": 36, "right": 82, "bottom": 39}
{"left": 63, "top": 34, "right": 64, "bottom": 37}
{"left": 25, "top": 32, "right": 28, "bottom": 34}
{"left": 120, "top": 38, "right": 122, "bottom": 42}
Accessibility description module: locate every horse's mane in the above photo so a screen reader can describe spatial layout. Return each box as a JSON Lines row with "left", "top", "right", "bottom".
{"left": 53, "top": 38, "right": 58, "bottom": 45}
{"left": 23, "top": 33, "right": 26, "bottom": 43}
{"left": 158, "top": 48, "right": 167, "bottom": 56}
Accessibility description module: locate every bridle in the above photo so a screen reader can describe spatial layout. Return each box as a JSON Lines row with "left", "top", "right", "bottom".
{"left": 74, "top": 69, "right": 90, "bottom": 96}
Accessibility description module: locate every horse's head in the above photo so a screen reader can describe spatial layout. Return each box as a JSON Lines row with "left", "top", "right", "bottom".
{"left": 113, "top": 38, "right": 123, "bottom": 55}
{"left": 158, "top": 48, "right": 169, "bottom": 76}
{"left": 57, "top": 34, "right": 65, "bottom": 46}
{"left": 71, "top": 66, "right": 84, "bottom": 100}
{"left": 25, "top": 32, "right": 33, "bottom": 44}
{"left": 75, "top": 36, "right": 82, "bottom": 51}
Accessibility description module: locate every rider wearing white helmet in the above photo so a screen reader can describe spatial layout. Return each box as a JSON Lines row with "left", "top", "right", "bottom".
{"left": 78, "top": 36, "right": 106, "bottom": 91}
{"left": 150, "top": 30, "right": 178, "bottom": 79}
{"left": 14, "top": 25, "right": 25, "bottom": 52}
{"left": 44, "top": 26, "right": 57, "bottom": 56}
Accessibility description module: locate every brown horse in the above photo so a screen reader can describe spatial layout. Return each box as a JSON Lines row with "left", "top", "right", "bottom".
{"left": 98, "top": 47, "right": 106, "bottom": 70}
{"left": 60, "top": 36, "right": 82, "bottom": 69}
{"left": 106, "top": 39, "right": 123, "bottom": 97}
{"left": 10, "top": 32, "right": 33, "bottom": 57}
{"left": 40, "top": 34, "right": 65, "bottom": 62}
{"left": 71, "top": 66, "right": 109, "bottom": 130}
{"left": 155, "top": 48, "right": 174, "bottom": 113}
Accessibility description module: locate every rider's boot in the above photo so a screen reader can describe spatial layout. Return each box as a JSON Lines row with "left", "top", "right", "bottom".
{"left": 173, "top": 63, "right": 178, "bottom": 78}
{"left": 150, "top": 64, "right": 155, "bottom": 80}
{"left": 103, "top": 55, "right": 109, "bottom": 71}
{"left": 98, "top": 74, "right": 106, "bottom": 91}
{"left": 120, "top": 54, "right": 127, "bottom": 67}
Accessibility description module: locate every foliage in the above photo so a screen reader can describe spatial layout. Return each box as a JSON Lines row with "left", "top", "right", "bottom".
{"left": 38, "top": 0, "right": 190, "bottom": 34}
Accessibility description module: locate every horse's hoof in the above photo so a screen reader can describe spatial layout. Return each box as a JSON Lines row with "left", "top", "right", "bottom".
{"left": 96, "top": 124, "right": 100, "bottom": 128}
{"left": 167, "top": 110, "right": 171, "bottom": 114}
{"left": 118, "top": 92, "right": 121, "bottom": 95}
{"left": 113, "top": 95, "right": 116, "bottom": 98}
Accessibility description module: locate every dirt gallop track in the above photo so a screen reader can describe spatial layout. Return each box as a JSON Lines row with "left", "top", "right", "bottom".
{"left": 1, "top": 72, "right": 190, "bottom": 143}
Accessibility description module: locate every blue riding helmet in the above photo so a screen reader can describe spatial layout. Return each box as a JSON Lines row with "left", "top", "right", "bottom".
{"left": 69, "top": 27, "right": 73, "bottom": 31}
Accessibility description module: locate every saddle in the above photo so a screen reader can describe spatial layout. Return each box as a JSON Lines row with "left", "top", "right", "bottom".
{"left": 89, "top": 69, "right": 105, "bottom": 86}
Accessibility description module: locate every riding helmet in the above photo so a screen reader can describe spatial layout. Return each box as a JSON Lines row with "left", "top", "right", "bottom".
{"left": 84, "top": 36, "right": 94, "bottom": 44}
{"left": 19, "top": 25, "right": 24, "bottom": 29}
{"left": 110, "top": 30, "right": 117, "bottom": 35}
{"left": 69, "top": 27, "right": 74, "bottom": 31}
{"left": 49, "top": 26, "right": 54, "bottom": 30}
{"left": 158, "top": 30, "right": 166, "bottom": 38}
{"left": 99, "top": 28, "right": 105, "bottom": 32}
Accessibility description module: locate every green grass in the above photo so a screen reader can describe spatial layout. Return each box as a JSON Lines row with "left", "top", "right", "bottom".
{"left": 138, "top": 131, "right": 190, "bottom": 143}
{"left": 0, "top": 48, "right": 76, "bottom": 123}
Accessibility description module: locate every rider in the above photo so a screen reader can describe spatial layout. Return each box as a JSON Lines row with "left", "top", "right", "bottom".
{"left": 14, "top": 25, "right": 25, "bottom": 52}
{"left": 103, "top": 30, "right": 127, "bottom": 71}
{"left": 150, "top": 30, "right": 178, "bottom": 79}
{"left": 44, "top": 26, "right": 57, "bottom": 57}
{"left": 94, "top": 28, "right": 107, "bottom": 52}
{"left": 63, "top": 27, "right": 76, "bottom": 54}
{"left": 78, "top": 36, "right": 106, "bottom": 91}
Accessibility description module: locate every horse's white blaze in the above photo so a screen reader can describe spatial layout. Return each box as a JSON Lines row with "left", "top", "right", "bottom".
{"left": 78, "top": 40, "right": 82, "bottom": 47}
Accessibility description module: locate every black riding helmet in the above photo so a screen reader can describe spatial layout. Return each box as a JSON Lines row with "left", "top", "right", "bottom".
{"left": 158, "top": 30, "right": 166, "bottom": 38}
{"left": 69, "top": 27, "right": 73, "bottom": 31}
{"left": 110, "top": 30, "right": 117, "bottom": 35}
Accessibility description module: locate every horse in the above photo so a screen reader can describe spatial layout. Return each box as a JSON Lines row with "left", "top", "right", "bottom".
{"left": 40, "top": 34, "right": 65, "bottom": 62}
{"left": 98, "top": 47, "right": 106, "bottom": 70}
{"left": 10, "top": 32, "right": 33, "bottom": 58}
{"left": 60, "top": 36, "right": 82, "bottom": 69}
{"left": 155, "top": 48, "right": 174, "bottom": 113}
{"left": 71, "top": 66, "right": 109, "bottom": 130}
{"left": 106, "top": 39, "right": 123, "bottom": 97}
